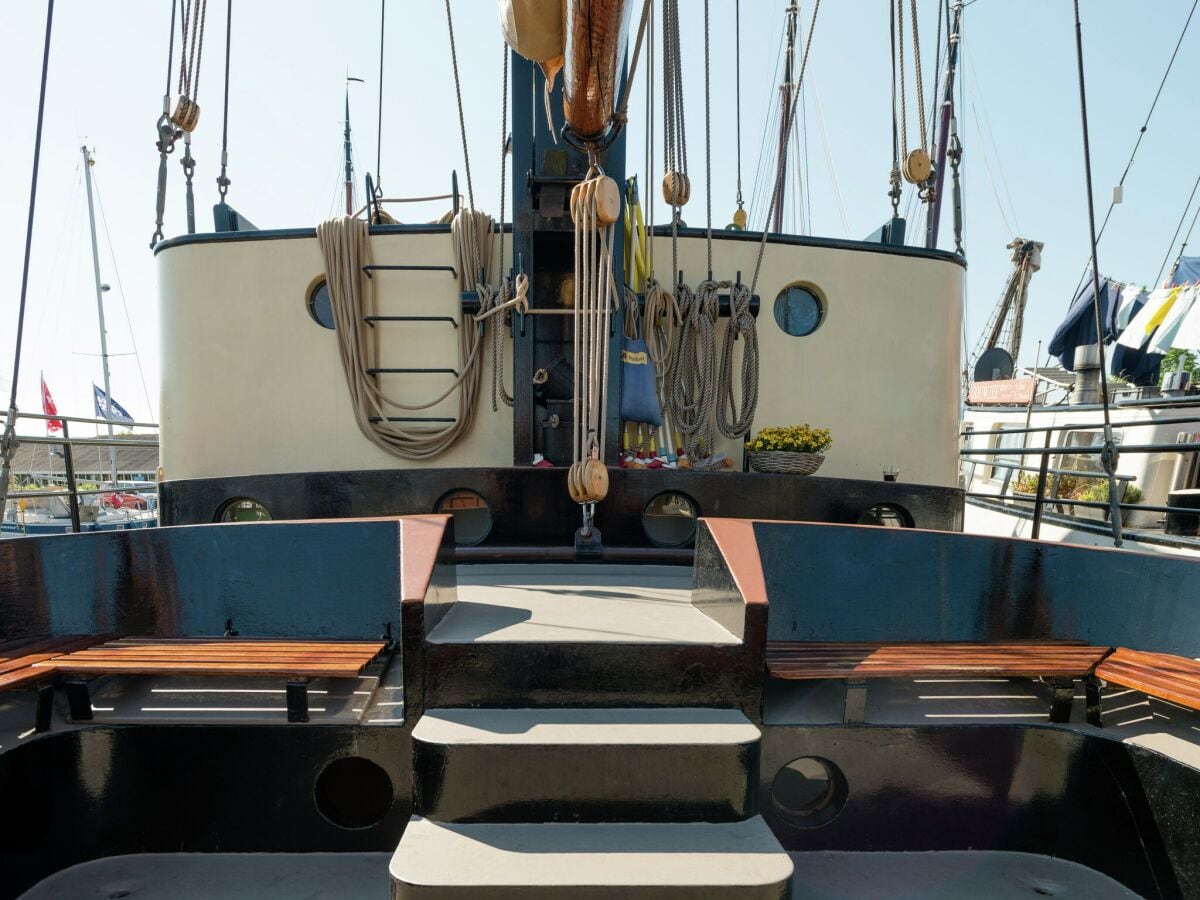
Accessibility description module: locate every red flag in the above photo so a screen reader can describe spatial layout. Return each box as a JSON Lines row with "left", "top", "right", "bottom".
{"left": 40, "top": 374, "right": 62, "bottom": 434}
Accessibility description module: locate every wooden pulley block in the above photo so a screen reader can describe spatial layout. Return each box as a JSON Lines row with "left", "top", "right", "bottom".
{"left": 169, "top": 95, "right": 201, "bottom": 133}
{"left": 569, "top": 178, "right": 594, "bottom": 227}
{"left": 662, "top": 171, "right": 691, "bottom": 207}
{"left": 593, "top": 175, "right": 621, "bottom": 225}
{"left": 730, "top": 207, "right": 748, "bottom": 230}
{"left": 567, "top": 461, "right": 587, "bottom": 503}
{"left": 902, "top": 148, "right": 932, "bottom": 184}
{"left": 583, "top": 458, "right": 609, "bottom": 502}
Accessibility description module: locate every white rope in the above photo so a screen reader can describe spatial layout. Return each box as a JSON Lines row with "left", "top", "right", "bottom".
{"left": 317, "top": 212, "right": 493, "bottom": 459}
{"left": 716, "top": 281, "right": 759, "bottom": 439}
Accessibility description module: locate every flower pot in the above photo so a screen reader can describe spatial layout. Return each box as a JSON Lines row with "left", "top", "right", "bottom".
{"left": 747, "top": 451, "right": 825, "bottom": 476}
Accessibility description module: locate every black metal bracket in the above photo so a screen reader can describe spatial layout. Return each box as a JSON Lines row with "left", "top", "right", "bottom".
{"left": 286, "top": 680, "right": 310, "bottom": 724}
{"left": 65, "top": 679, "right": 94, "bottom": 722}
{"left": 363, "top": 264, "right": 458, "bottom": 280}
{"left": 224, "top": 618, "right": 238, "bottom": 638}
{"left": 574, "top": 524, "right": 603, "bottom": 560}
{"left": 1085, "top": 675, "right": 1104, "bottom": 727}
{"left": 34, "top": 682, "right": 54, "bottom": 734}
{"left": 1048, "top": 677, "right": 1075, "bottom": 724}
{"left": 366, "top": 368, "right": 459, "bottom": 377}
{"left": 364, "top": 315, "right": 458, "bottom": 329}
{"left": 843, "top": 679, "right": 868, "bottom": 724}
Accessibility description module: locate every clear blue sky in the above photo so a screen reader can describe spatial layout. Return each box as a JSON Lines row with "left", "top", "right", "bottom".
{"left": 2, "top": 1, "right": 1197, "bottom": 426}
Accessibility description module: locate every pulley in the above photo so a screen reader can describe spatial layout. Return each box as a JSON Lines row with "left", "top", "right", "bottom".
{"left": 902, "top": 147, "right": 931, "bottom": 185}
{"left": 571, "top": 174, "right": 621, "bottom": 227}
{"left": 729, "top": 207, "right": 747, "bottom": 230}
{"left": 170, "top": 95, "right": 201, "bottom": 133}
{"left": 567, "top": 459, "right": 609, "bottom": 504}
{"left": 662, "top": 170, "right": 691, "bottom": 207}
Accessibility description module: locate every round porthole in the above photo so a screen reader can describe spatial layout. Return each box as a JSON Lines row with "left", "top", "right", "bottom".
{"left": 314, "top": 756, "right": 393, "bottom": 830}
{"left": 774, "top": 284, "right": 824, "bottom": 337}
{"left": 857, "top": 503, "right": 914, "bottom": 528}
{"left": 434, "top": 489, "right": 493, "bottom": 546}
{"left": 216, "top": 498, "right": 271, "bottom": 523}
{"left": 307, "top": 278, "right": 335, "bottom": 329}
{"left": 642, "top": 491, "right": 699, "bottom": 548}
{"left": 771, "top": 756, "right": 847, "bottom": 827}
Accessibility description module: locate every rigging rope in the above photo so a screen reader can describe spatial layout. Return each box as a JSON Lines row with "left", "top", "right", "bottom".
{"left": 216, "top": 0, "right": 232, "bottom": 202}
{"left": 1154, "top": 170, "right": 1200, "bottom": 289}
{"left": 731, "top": 0, "right": 746, "bottom": 229}
{"left": 1, "top": 0, "right": 56, "bottom": 523}
{"left": 488, "top": 43, "right": 515, "bottom": 411}
{"left": 317, "top": 214, "right": 489, "bottom": 460}
{"left": 376, "top": 0, "right": 386, "bottom": 190}
{"left": 568, "top": 170, "right": 621, "bottom": 506}
{"left": 443, "top": 0, "right": 475, "bottom": 209}
{"left": 1072, "top": 0, "right": 1122, "bottom": 548}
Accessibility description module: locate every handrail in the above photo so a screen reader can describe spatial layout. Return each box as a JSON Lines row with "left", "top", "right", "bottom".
{"left": 962, "top": 414, "right": 1200, "bottom": 438}
{"left": 961, "top": 442, "right": 1200, "bottom": 456}
{"left": 981, "top": 458, "right": 1135, "bottom": 482}
{"left": 2, "top": 408, "right": 160, "bottom": 535}
{"left": 0, "top": 410, "right": 159, "bottom": 429}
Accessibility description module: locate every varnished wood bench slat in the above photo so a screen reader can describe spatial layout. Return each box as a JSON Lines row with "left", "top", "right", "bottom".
{"left": 767, "top": 641, "right": 1111, "bottom": 681}
{"left": 0, "top": 635, "right": 117, "bottom": 691}
{"left": 1095, "top": 648, "right": 1200, "bottom": 712}
{"left": 37, "top": 637, "right": 389, "bottom": 682}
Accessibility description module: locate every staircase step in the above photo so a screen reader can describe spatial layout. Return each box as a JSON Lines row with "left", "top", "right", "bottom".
{"left": 390, "top": 816, "right": 794, "bottom": 899}
{"left": 413, "top": 708, "right": 760, "bottom": 822}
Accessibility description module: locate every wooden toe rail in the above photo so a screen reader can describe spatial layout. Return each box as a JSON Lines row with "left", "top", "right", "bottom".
{"left": 0, "top": 635, "right": 110, "bottom": 690}
{"left": 767, "top": 641, "right": 1112, "bottom": 724}
{"left": 767, "top": 641, "right": 1111, "bottom": 680}
{"left": 1094, "top": 647, "right": 1200, "bottom": 713}
{"left": 37, "top": 637, "right": 388, "bottom": 679}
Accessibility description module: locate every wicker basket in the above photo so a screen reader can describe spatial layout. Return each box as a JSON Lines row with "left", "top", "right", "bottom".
{"left": 747, "top": 451, "right": 825, "bottom": 475}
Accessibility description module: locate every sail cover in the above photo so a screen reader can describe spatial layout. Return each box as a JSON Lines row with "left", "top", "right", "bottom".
{"left": 1171, "top": 256, "right": 1200, "bottom": 287}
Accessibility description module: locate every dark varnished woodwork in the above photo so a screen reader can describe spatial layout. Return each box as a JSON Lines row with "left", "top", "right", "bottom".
{"left": 398, "top": 515, "right": 457, "bottom": 725}
{"left": 765, "top": 641, "right": 1111, "bottom": 679}
{"left": 1098, "top": 648, "right": 1200, "bottom": 711}
{"left": 159, "top": 466, "right": 964, "bottom": 542}
{"left": 751, "top": 520, "right": 1200, "bottom": 655}
{"left": 0, "top": 518, "right": 412, "bottom": 641}
{"left": 757, "top": 722, "right": 1192, "bottom": 899}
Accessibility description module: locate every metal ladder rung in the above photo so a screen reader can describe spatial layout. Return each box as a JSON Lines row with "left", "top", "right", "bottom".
{"left": 364, "top": 315, "right": 457, "bottom": 328}
{"left": 366, "top": 368, "right": 459, "bottom": 376}
{"left": 362, "top": 264, "right": 457, "bottom": 279}
{"left": 368, "top": 416, "right": 457, "bottom": 424}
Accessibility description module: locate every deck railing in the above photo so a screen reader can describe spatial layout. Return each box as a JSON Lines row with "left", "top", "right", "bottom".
{"left": 0, "top": 410, "right": 159, "bottom": 535}
{"left": 960, "top": 415, "right": 1200, "bottom": 540}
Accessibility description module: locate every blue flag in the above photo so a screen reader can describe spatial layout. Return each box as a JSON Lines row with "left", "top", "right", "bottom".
{"left": 93, "top": 383, "right": 134, "bottom": 423}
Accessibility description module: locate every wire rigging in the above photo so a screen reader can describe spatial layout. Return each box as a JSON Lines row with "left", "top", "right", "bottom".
{"left": 2, "top": 0, "right": 56, "bottom": 519}
{"left": 1154, "top": 170, "right": 1200, "bottom": 289}
{"left": 216, "top": 0, "right": 232, "bottom": 202}
{"left": 376, "top": 0, "right": 386, "bottom": 190}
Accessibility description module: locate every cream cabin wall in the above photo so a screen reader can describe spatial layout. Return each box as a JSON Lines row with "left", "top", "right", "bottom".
{"left": 665, "top": 234, "right": 963, "bottom": 487}
{"left": 159, "top": 231, "right": 513, "bottom": 480}
{"left": 159, "top": 230, "right": 963, "bottom": 486}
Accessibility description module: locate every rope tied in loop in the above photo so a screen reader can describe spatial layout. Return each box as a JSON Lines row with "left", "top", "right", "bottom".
{"left": 716, "top": 281, "right": 759, "bottom": 440}
{"left": 316, "top": 211, "right": 494, "bottom": 460}
{"left": 669, "top": 280, "right": 721, "bottom": 469}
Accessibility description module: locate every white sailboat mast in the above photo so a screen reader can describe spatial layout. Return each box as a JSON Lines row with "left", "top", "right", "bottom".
{"left": 82, "top": 145, "right": 117, "bottom": 485}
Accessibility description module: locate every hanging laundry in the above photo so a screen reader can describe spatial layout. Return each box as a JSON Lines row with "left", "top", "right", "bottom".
{"left": 1147, "top": 285, "right": 1199, "bottom": 354}
{"left": 1048, "top": 273, "right": 1120, "bottom": 371}
{"left": 1170, "top": 255, "right": 1200, "bottom": 288}
{"left": 1117, "top": 287, "right": 1179, "bottom": 350}
{"left": 1114, "top": 284, "right": 1147, "bottom": 332}
{"left": 1164, "top": 286, "right": 1200, "bottom": 352}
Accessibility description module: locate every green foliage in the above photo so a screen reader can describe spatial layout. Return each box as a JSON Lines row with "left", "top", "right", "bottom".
{"left": 747, "top": 424, "right": 833, "bottom": 455}
{"left": 1161, "top": 349, "right": 1200, "bottom": 386}
{"left": 1079, "top": 479, "right": 1143, "bottom": 505}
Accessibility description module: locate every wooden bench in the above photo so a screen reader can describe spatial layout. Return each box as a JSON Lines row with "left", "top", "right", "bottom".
{"left": 31, "top": 636, "right": 390, "bottom": 723}
{"left": 1090, "top": 647, "right": 1200, "bottom": 725}
{"left": 0, "top": 635, "right": 112, "bottom": 732}
{"left": 767, "top": 641, "right": 1113, "bottom": 723}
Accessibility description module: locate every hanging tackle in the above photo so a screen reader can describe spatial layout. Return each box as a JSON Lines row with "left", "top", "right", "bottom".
{"left": 151, "top": 0, "right": 209, "bottom": 248}
{"left": 567, "top": 164, "right": 622, "bottom": 528}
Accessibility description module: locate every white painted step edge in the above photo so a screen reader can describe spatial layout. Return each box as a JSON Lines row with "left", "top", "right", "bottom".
{"left": 412, "top": 707, "right": 761, "bottom": 746}
{"left": 391, "top": 817, "right": 795, "bottom": 889}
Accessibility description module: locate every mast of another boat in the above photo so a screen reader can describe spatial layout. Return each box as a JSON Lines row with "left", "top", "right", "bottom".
{"left": 343, "top": 77, "right": 364, "bottom": 216}
{"left": 926, "top": 1, "right": 963, "bottom": 249}
{"left": 81, "top": 145, "right": 118, "bottom": 486}
{"left": 770, "top": 0, "right": 799, "bottom": 234}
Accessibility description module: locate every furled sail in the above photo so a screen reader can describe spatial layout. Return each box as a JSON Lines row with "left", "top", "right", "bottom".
{"left": 499, "top": 0, "right": 566, "bottom": 90}
{"left": 562, "top": 0, "right": 633, "bottom": 141}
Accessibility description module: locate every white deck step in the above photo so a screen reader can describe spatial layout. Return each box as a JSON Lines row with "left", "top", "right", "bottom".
{"left": 390, "top": 816, "right": 793, "bottom": 898}
{"left": 412, "top": 708, "right": 761, "bottom": 822}
{"left": 431, "top": 565, "right": 737, "bottom": 645}
{"left": 412, "top": 706, "right": 759, "bottom": 745}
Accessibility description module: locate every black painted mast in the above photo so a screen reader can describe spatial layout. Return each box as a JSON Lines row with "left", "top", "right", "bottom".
{"left": 770, "top": 1, "right": 798, "bottom": 233}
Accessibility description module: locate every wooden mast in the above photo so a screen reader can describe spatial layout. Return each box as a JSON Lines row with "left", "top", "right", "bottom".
{"left": 562, "top": 0, "right": 633, "bottom": 142}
